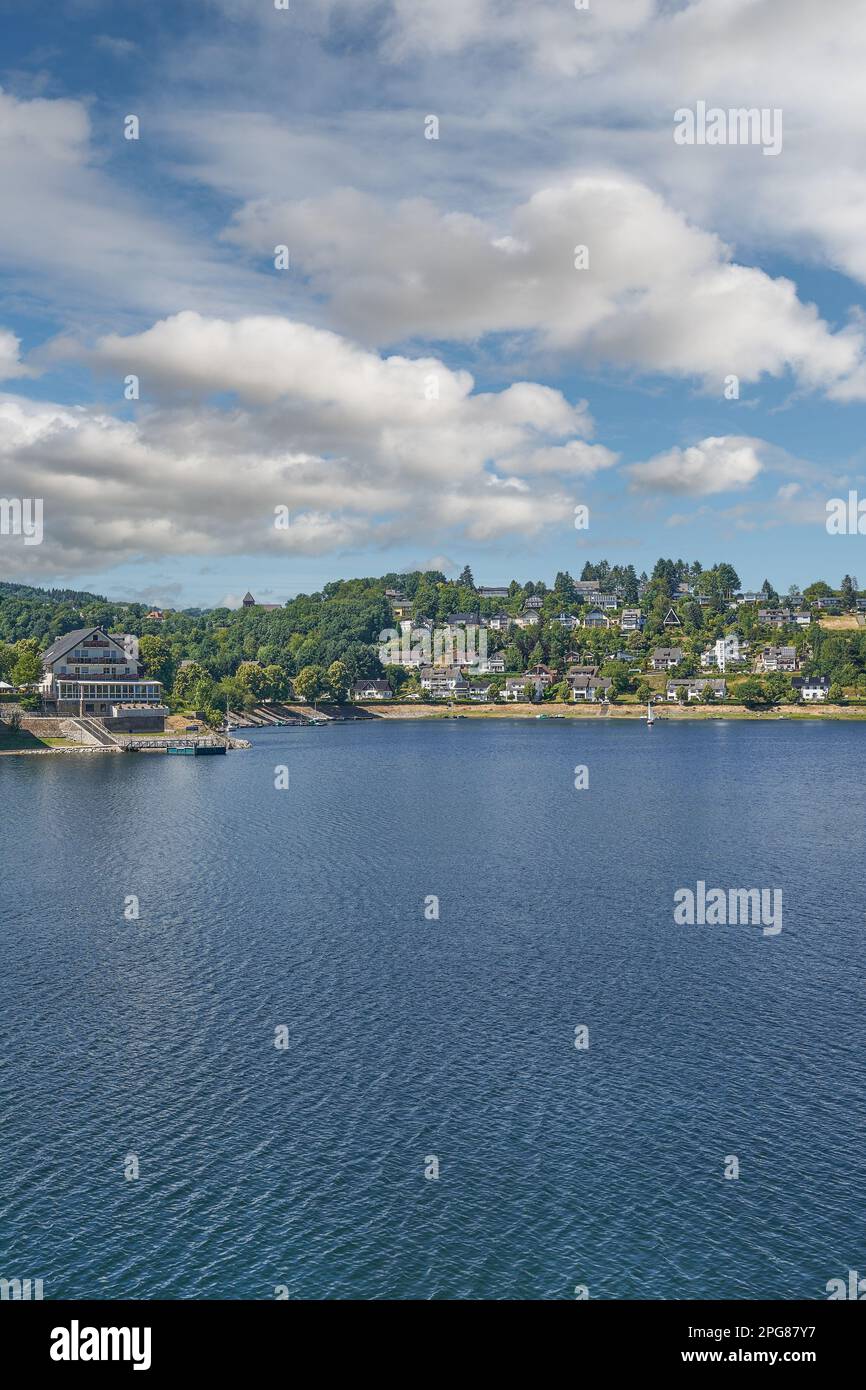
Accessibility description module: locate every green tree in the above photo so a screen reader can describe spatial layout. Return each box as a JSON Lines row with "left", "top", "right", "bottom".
{"left": 138, "top": 635, "right": 174, "bottom": 687}
{"left": 173, "top": 661, "right": 209, "bottom": 702}
{"left": 12, "top": 642, "right": 42, "bottom": 687}
{"left": 735, "top": 677, "right": 769, "bottom": 708}
{"left": 294, "top": 664, "right": 328, "bottom": 707}
{"left": 326, "top": 659, "right": 350, "bottom": 703}
{"left": 236, "top": 660, "right": 267, "bottom": 699}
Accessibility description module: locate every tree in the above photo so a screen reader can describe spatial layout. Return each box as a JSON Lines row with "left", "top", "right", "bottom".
{"left": 803, "top": 580, "right": 832, "bottom": 601}
{"left": 828, "top": 682, "right": 845, "bottom": 703}
{"left": 735, "top": 677, "right": 770, "bottom": 708}
{"left": 12, "top": 643, "right": 42, "bottom": 687}
{"left": 236, "top": 660, "right": 267, "bottom": 700}
{"left": 138, "top": 635, "right": 174, "bottom": 687}
{"left": 458, "top": 565, "right": 475, "bottom": 590}
{"left": 326, "top": 659, "right": 350, "bottom": 703}
{"left": 262, "top": 664, "right": 290, "bottom": 701}
{"left": 173, "top": 661, "right": 209, "bottom": 702}
{"left": 294, "top": 664, "right": 328, "bottom": 706}
{"left": 0, "top": 640, "right": 14, "bottom": 682}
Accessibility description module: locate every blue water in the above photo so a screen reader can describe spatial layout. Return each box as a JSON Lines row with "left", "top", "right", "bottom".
{"left": 2, "top": 719, "right": 865, "bottom": 1300}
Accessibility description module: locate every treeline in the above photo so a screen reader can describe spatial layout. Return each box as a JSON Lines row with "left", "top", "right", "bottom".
{"left": 2, "top": 561, "right": 865, "bottom": 717}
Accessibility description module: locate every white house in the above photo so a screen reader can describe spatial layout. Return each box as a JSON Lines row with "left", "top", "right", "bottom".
{"left": 666, "top": 678, "right": 727, "bottom": 701}
{"left": 620, "top": 609, "right": 644, "bottom": 632}
{"left": 650, "top": 647, "right": 683, "bottom": 671}
{"left": 757, "top": 645, "right": 798, "bottom": 672}
{"left": 791, "top": 675, "right": 830, "bottom": 701}
{"left": 703, "top": 633, "right": 747, "bottom": 671}
{"left": 39, "top": 627, "right": 166, "bottom": 726}
{"left": 350, "top": 679, "right": 392, "bottom": 700}
{"left": 419, "top": 665, "right": 470, "bottom": 697}
{"left": 569, "top": 674, "right": 613, "bottom": 702}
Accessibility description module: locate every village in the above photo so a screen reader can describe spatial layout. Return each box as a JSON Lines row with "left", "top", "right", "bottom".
{"left": 3, "top": 566, "right": 863, "bottom": 755}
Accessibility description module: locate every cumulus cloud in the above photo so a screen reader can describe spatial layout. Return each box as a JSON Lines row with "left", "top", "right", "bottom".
{"left": 224, "top": 176, "right": 864, "bottom": 394}
{"left": 626, "top": 436, "right": 766, "bottom": 495}
{"left": 0, "top": 312, "right": 607, "bottom": 576}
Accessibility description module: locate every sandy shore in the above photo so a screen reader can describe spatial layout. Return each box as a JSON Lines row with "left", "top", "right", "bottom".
{"left": 357, "top": 701, "right": 866, "bottom": 722}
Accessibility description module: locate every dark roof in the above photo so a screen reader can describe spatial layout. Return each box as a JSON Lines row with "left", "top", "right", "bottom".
{"left": 41, "top": 627, "right": 121, "bottom": 666}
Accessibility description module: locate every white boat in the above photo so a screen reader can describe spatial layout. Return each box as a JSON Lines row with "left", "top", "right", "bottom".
{"left": 646, "top": 701, "right": 655, "bottom": 726}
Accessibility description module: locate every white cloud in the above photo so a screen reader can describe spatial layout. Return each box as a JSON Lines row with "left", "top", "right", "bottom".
{"left": 0, "top": 312, "right": 607, "bottom": 576}
{"left": 626, "top": 436, "right": 766, "bottom": 495}
{"left": 224, "top": 176, "right": 864, "bottom": 394}
{"left": 0, "top": 328, "right": 27, "bottom": 381}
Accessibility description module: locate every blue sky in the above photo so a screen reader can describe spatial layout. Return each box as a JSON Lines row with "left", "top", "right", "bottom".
{"left": 3, "top": 0, "right": 866, "bottom": 606}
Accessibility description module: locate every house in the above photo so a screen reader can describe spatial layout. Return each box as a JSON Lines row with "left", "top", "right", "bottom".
{"left": 486, "top": 612, "right": 512, "bottom": 632}
{"left": 758, "top": 609, "right": 789, "bottom": 630}
{"left": 419, "top": 665, "right": 469, "bottom": 697}
{"left": 793, "top": 610, "right": 813, "bottom": 626}
{"left": 446, "top": 612, "right": 480, "bottom": 627}
{"left": 477, "top": 586, "right": 510, "bottom": 599}
{"left": 553, "top": 612, "right": 579, "bottom": 630}
{"left": 735, "top": 591, "right": 761, "bottom": 606}
{"left": 145, "top": 608, "right": 164, "bottom": 621}
{"left": 568, "top": 674, "right": 612, "bottom": 702}
{"left": 477, "top": 652, "right": 506, "bottom": 674}
{"left": 529, "top": 663, "right": 557, "bottom": 683}
{"left": 503, "top": 674, "right": 545, "bottom": 701}
{"left": 512, "top": 611, "right": 540, "bottom": 628}
{"left": 574, "top": 580, "right": 599, "bottom": 595}
{"left": 582, "top": 591, "right": 617, "bottom": 610}
{"left": 813, "top": 595, "right": 842, "bottom": 610}
{"left": 350, "top": 679, "right": 392, "bottom": 701}
{"left": 38, "top": 627, "right": 166, "bottom": 729}
{"left": 566, "top": 664, "right": 599, "bottom": 678}
{"left": 582, "top": 608, "right": 610, "bottom": 629}
{"left": 791, "top": 675, "right": 830, "bottom": 701}
{"left": 650, "top": 647, "right": 683, "bottom": 671}
{"left": 468, "top": 682, "right": 492, "bottom": 702}
{"left": 523, "top": 595, "right": 544, "bottom": 610}
{"left": 666, "top": 678, "right": 727, "bottom": 702}
{"left": 242, "top": 591, "right": 256, "bottom": 608}
{"left": 391, "top": 598, "right": 413, "bottom": 620}
{"left": 757, "top": 645, "right": 798, "bottom": 672}
{"left": 702, "top": 633, "right": 747, "bottom": 671}
{"left": 662, "top": 607, "right": 683, "bottom": 629}
{"left": 620, "top": 609, "right": 644, "bottom": 632}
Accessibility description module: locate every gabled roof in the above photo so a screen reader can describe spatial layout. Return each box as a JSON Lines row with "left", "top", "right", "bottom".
{"left": 662, "top": 607, "right": 683, "bottom": 625}
{"left": 41, "top": 627, "right": 125, "bottom": 667}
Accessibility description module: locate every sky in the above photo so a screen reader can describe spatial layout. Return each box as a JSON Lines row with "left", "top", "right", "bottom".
{"left": 2, "top": 0, "right": 866, "bottom": 607}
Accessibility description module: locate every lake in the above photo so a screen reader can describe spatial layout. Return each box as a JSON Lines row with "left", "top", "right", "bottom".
{"left": 2, "top": 718, "right": 864, "bottom": 1299}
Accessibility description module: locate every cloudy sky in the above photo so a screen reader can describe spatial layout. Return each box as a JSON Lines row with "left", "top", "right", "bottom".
{"left": 2, "top": 0, "right": 866, "bottom": 605}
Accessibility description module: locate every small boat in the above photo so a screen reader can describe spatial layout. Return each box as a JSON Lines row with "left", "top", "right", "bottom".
{"left": 535, "top": 713, "right": 549, "bottom": 719}
{"left": 646, "top": 701, "right": 655, "bottom": 727}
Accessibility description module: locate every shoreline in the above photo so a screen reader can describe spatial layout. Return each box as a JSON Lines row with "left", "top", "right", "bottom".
{"left": 5, "top": 702, "right": 866, "bottom": 755}
{"left": 343, "top": 701, "right": 866, "bottom": 722}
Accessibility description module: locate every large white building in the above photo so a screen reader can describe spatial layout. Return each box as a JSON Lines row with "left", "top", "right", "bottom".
{"left": 39, "top": 627, "right": 166, "bottom": 725}
{"left": 702, "top": 633, "right": 748, "bottom": 671}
